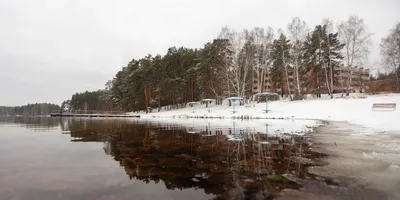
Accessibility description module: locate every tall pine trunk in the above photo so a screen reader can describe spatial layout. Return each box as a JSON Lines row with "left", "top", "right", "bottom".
{"left": 340, "top": 68, "right": 344, "bottom": 97}
{"left": 327, "top": 34, "right": 334, "bottom": 99}
{"left": 280, "top": 74, "right": 284, "bottom": 98}
{"left": 317, "top": 71, "right": 321, "bottom": 98}
{"left": 295, "top": 62, "right": 301, "bottom": 97}
{"left": 226, "top": 67, "right": 230, "bottom": 97}
{"left": 158, "top": 96, "right": 161, "bottom": 112}
{"left": 396, "top": 70, "right": 400, "bottom": 93}
{"left": 282, "top": 43, "right": 292, "bottom": 100}
{"left": 330, "top": 65, "right": 334, "bottom": 98}
{"left": 144, "top": 87, "right": 149, "bottom": 113}
{"left": 284, "top": 66, "right": 292, "bottom": 100}
{"left": 324, "top": 65, "right": 331, "bottom": 96}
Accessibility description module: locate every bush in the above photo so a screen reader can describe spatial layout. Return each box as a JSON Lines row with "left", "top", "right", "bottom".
{"left": 292, "top": 93, "right": 305, "bottom": 100}
{"left": 265, "top": 174, "right": 289, "bottom": 183}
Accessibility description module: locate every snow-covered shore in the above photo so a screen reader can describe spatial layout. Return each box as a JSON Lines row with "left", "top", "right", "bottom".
{"left": 129, "top": 117, "right": 320, "bottom": 135}
{"left": 132, "top": 94, "right": 400, "bottom": 135}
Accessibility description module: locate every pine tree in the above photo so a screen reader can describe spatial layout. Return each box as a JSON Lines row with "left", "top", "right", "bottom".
{"left": 303, "top": 25, "right": 344, "bottom": 98}
{"left": 195, "top": 39, "right": 229, "bottom": 103}
{"left": 271, "top": 33, "right": 291, "bottom": 98}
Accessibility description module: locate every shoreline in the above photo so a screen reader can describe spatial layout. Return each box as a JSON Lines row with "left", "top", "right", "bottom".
{"left": 129, "top": 116, "right": 324, "bottom": 135}
{"left": 136, "top": 94, "right": 400, "bottom": 135}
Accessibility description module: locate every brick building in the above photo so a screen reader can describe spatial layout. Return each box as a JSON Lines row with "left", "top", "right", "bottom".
{"left": 249, "top": 65, "right": 370, "bottom": 96}
{"left": 336, "top": 66, "right": 370, "bottom": 93}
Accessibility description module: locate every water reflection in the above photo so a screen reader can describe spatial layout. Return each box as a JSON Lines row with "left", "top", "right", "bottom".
{"left": 0, "top": 117, "right": 318, "bottom": 200}
{"left": 0, "top": 116, "right": 61, "bottom": 131}
{"left": 62, "top": 119, "right": 314, "bottom": 199}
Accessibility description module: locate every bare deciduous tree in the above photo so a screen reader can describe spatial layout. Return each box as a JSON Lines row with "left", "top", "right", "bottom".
{"left": 338, "top": 15, "right": 372, "bottom": 96}
{"left": 219, "top": 27, "right": 249, "bottom": 97}
{"left": 287, "top": 17, "right": 308, "bottom": 98}
{"left": 241, "top": 29, "right": 255, "bottom": 97}
{"left": 250, "top": 27, "right": 274, "bottom": 94}
{"left": 323, "top": 18, "right": 334, "bottom": 98}
{"left": 219, "top": 26, "right": 234, "bottom": 97}
{"left": 380, "top": 22, "right": 400, "bottom": 92}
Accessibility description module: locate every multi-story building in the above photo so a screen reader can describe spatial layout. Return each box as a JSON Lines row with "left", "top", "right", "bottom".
{"left": 249, "top": 65, "right": 370, "bottom": 96}
{"left": 251, "top": 72, "right": 273, "bottom": 93}
{"left": 336, "top": 66, "right": 370, "bottom": 93}
{"left": 250, "top": 70, "right": 292, "bottom": 96}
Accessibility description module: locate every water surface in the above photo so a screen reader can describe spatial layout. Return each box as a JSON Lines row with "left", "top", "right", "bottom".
{"left": 0, "top": 117, "right": 316, "bottom": 200}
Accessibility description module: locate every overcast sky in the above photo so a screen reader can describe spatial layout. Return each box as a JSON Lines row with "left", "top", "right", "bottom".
{"left": 0, "top": 0, "right": 399, "bottom": 106}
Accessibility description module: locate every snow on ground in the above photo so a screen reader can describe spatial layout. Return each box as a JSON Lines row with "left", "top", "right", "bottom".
{"left": 133, "top": 94, "right": 400, "bottom": 135}
{"left": 266, "top": 94, "right": 400, "bottom": 133}
{"left": 129, "top": 117, "right": 318, "bottom": 136}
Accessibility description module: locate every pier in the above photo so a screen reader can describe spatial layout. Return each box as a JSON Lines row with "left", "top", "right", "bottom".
{"left": 50, "top": 110, "right": 140, "bottom": 118}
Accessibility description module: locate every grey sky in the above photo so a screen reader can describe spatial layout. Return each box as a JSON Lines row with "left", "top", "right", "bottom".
{"left": 0, "top": 0, "right": 399, "bottom": 106}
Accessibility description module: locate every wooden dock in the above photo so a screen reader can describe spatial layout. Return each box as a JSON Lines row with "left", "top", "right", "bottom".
{"left": 50, "top": 113, "right": 140, "bottom": 118}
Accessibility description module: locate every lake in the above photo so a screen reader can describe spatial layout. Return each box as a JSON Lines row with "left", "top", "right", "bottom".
{"left": 0, "top": 117, "right": 322, "bottom": 200}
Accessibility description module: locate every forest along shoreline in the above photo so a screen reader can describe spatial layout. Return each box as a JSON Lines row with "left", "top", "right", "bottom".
{"left": 278, "top": 121, "right": 400, "bottom": 200}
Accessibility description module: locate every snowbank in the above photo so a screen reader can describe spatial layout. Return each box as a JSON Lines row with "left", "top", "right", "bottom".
{"left": 266, "top": 94, "right": 400, "bottom": 133}
{"left": 134, "top": 94, "right": 400, "bottom": 134}
{"left": 129, "top": 117, "right": 319, "bottom": 135}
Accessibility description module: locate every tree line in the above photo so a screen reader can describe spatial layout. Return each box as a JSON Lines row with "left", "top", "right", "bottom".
{"left": 62, "top": 16, "right": 400, "bottom": 112}
{"left": 0, "top": 103, "right": 60, "bottom": 116}
{"left": 61, "top": 90, "right": 115, "bottom": 111}
{"left": 380, "top": 22, "right": 400, "bottom": 92}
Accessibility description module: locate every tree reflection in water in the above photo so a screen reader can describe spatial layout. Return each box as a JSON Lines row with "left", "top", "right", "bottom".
{"left": 0, "top": 118, "right": 318, "bottom": 199}
{"left": 58, "top": 118, "right": 319, "bottom": 199}
{"left": 56, "top": 120, "right": 318, "bottom": 199}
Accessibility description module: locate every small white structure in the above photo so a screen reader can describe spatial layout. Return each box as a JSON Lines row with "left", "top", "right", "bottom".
{"left": 226, "top": 97, "right": 243, "bottom": 113}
